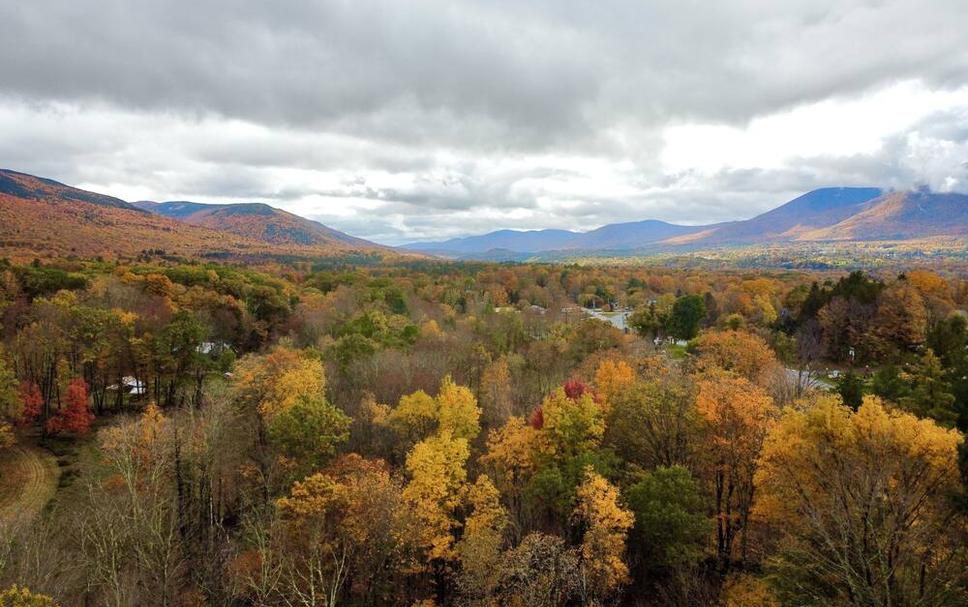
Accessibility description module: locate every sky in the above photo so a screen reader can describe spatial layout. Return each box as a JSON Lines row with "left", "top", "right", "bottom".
{"left": 1, "top": 1, "right": 967, "bottom": 245}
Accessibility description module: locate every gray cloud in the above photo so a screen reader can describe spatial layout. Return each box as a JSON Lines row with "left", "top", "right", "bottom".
{"left": 0, "top": 1, "right": 966, "bottom": 244}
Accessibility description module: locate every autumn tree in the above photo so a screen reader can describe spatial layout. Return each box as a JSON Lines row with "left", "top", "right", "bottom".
{"left": 0, "top": 356, "right": 17, "bottom": 420}
{"left": 0, "top": 586, "right": 59, "bottom": 607}
{"left": 755, "top": 396, "right": 966, "bottom": 606}
{"left": 45, "top": 377, "right": 94, "bottom": 435}
{"left": 456, "top": 475, "right": 508, "bottom": 601}
{"left": 17, "top": 382, "right": 42, "bottom": 426}
{"left": 270, "top": 455, "right": 413, "bottom": 606}
{"left": 266, "top": 392, "right": 351, "bottom": 472}
{"left": 573, "top": 468, "right": 634, "bottom": 603}
{"left": 593, "top": 358, "right": 635, "bottom": 413}
{"left": 480, "top": 357, "right": 513, "bottom": 428}
{"left": 690, "top": 329, "right": 780, "bottom": 386}
{"left": 403, "top": 431, "right": 470, "bottom": 566}
{"left": 605, "top": 375, "right": 697, "bottom": 470}
{"left": 695, "top": 371, "right": 776, "bottom": 571}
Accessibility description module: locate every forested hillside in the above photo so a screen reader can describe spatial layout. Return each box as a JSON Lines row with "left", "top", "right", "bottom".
{"left": 0, "top": 255, "right": 966, "bottom": 606}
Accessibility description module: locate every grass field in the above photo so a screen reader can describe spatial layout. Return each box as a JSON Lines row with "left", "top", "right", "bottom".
{"left": 0, "top": 444, "right": 59, "bottom": 529}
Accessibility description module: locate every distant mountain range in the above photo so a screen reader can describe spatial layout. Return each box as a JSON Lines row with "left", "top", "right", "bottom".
{"left": 0, "top": 169, "right": 392, "bottom": 261}
{"left": 2, "top": 168, "right": 965, "bottom": 265}
{"left": 402, "top": 187, "right": 968, "bottom": 258}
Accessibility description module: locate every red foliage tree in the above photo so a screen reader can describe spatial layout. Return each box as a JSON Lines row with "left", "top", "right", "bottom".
{"left": 529, "top": 406, "right": 544, "bottom": 430}
{"left": 46, "top": 378, "right": 94, "bottom": 435}
{"left": 18, "top": 381, "right": 43, "bottom": 426}
{"left": 563, "top": 378, "right": 589, "bottom": 400}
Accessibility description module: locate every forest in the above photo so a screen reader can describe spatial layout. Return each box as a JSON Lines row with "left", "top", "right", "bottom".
{"left": 0, "top": 256, "right": 966, "bottom": 607}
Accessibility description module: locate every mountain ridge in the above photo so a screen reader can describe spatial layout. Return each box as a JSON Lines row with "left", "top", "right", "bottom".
{"left": 402, "top": 186, "right": 966, "bottom": 258}
{"left": 0, "top": 169, "right": 392, "bottom": 261}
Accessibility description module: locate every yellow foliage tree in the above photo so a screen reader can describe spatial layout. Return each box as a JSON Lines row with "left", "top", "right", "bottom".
{"left": 755, "top": 395, "right": 966, "bottom": 606}
{"left": 387, "top": 389, "right": 439, "bottom": 447}
{"left": 538, "top": 388, "right": 604, "bottom": 461}
{"left": 594, "top": 359, "right": 635, "bottom": 413}
{"left": 573, "top": 468, "right": 634, "bottom": 601}
{"left": 691, "top": 330, "right": 779, "bottom": 386}
{"left": 0, "top": 585, "right": 59, "bottom": 607}
{"left": 435, "top": 376, "right": 481, "bottom": 441}
{"left": 457, "top": 475, "right": 508, "bottom": 599}
{"left": 403, "top": 431, "right": 471, "bottom": 563}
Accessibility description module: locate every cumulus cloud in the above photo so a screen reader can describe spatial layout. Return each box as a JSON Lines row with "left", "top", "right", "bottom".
{"left": 0, "top": 1, "right": 966, "bottom": 244}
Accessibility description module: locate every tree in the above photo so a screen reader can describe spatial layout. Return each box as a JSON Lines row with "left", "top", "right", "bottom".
{"left": 272, "top": 455, "right": 412, "bottom": 607}
{"left": 668, "top": 295, "right": 706, "bottom": 341}
{"left": 573, "top": 468, "right": 634, "bottom": 601}
{"left": 536, "top": 388, "right": 604, "bottom": 461}
{"left": 386, "top": 389, "right": 438, "bottom": 449}
{"left": 45, "top": 377, "right": 94, "bottom": 435}
{"left": 435, "top": 376, "right": 481, "bottom": 441}
{"left": 625, "top": 466, "right": 710, "bottom": 570}
{"left": 836, "top": 369, "right": 865, "bottom": 411}
{"left": 605, "top": 376, "right": 697, "bottom": 469}
{"left": 481, "top": 417, "right": 538, "bottom": 529}
{"left": 0, "top": 421, "right": 14, "bottom": 451}
{"left": 898, "top": 350, "right": 958, "bottom": 425}
{"left": 874, "top": 280, "right": 928, "bottom": 354}
{"left": 18, "top": 381, "right": 43, "bottom": 426}
{"left": 594, "top": 359, "right": 635, "bottom": 413}
{"left": 755, "top": 396, "right": 966, "bottom": 606}
{"left": 457, "top": 475, "right": 508, "bottom": 601}
{"left": 690, "top": 330, "right": 779, "bottom": 385}
{"left": 0, "top": 586, "right": 59, "bottom": 607}
{"left": 490, "top": 533, "right": 579, "bottom": 607}
{"left": 403, "top": 431, "right": 470, "bottom": 564}
{"left": 0, "top": 356, "right": 17, "bottom": 419}
{"left": 695, "top": 371, "right": 776, "bottom": 570}
{"left": 480, "top": 357, "right": 513, "bottom": 428}
{"left": 266, "top": 393, "right": 351, "bottom": 471}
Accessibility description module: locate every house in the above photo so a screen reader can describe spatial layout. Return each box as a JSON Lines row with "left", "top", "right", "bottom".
{"left": 106, "top": 376, "right": 146, "bottom": 396}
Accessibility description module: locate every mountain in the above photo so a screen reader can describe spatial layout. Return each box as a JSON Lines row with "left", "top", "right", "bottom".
{"left": 567, "top": 219, "right": 705, "bottom": 250}
{"left": 0, "top": 168, "right": 145, "bottom": 211}
{"left": 686, "top": 187, "right": 884, "bottom": 244}
{"left": 402, "top": 229, "right": 578, "bottom": 256}
{"left": 798, "top": 190, "right": 968, "bottom": 241}
{"left": 0, "top": 169, "right": 389, "bottom": 261}
{"left": 134, "top": 200, "right": 374, "bottom": 248}
{"left": 403, "top": 186, "right": 966, "bottom": 260}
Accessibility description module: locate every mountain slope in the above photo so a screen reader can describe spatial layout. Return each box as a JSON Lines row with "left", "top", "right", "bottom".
{"left": 800, "top": 190, "right": 968, "bottom": 241}
{"left": 0, "top": 169, "right": 144, "bottom": 211}
{"left": 688, "top": 187, "right": 884, "bottom": 244}
{"left": 135, "top": 200, "right": 375, "bottom": 248}
{"left": 0, "top": 169, "right": 390, "bottom": 261}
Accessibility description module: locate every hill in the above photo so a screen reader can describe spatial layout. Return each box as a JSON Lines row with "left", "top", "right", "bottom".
{"left": 0, "top": 169, "right": 391, "bottom": 261}
{"left": 134, "top": 200, "right": 375, "bottom": 248}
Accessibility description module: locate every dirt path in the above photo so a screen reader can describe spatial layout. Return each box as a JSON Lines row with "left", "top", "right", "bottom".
{"left": 0, "top": 444, "right": 59, "bottom": 528}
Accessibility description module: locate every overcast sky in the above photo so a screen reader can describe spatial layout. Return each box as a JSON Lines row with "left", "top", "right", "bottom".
{"left": 2, "top": 1, "right": 967, "bottom": 245}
